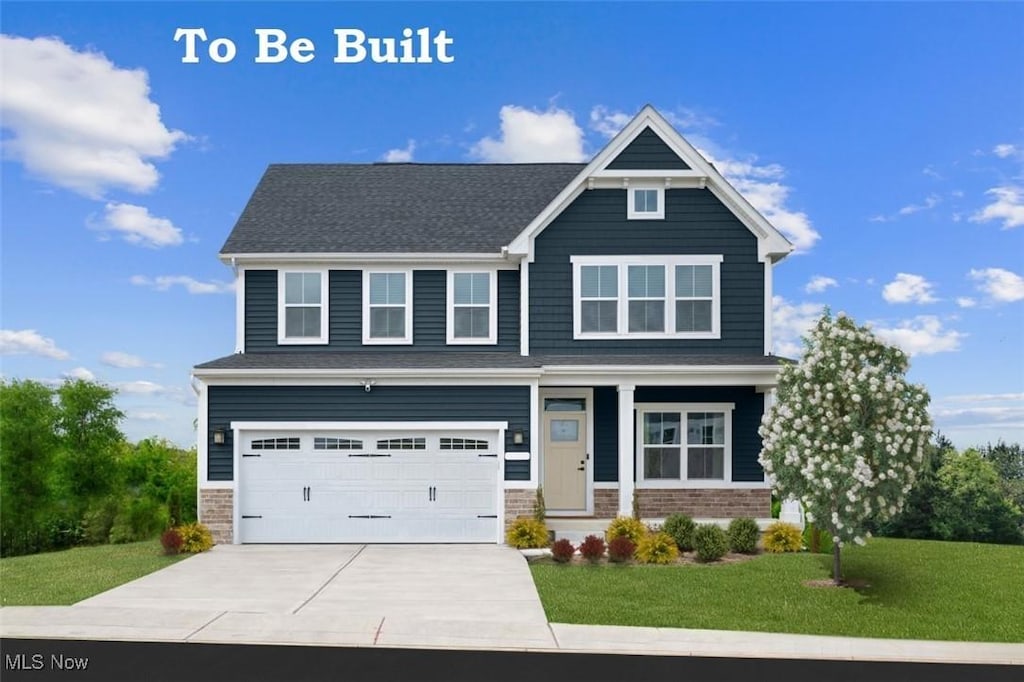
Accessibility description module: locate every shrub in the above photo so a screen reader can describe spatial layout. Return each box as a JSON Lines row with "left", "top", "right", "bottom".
{"left": 81, "top": 497, "right": 120, "bottom": 545}
{"left": 505, "top": 518, "right": 549, "bottom": 549}
{"left": 771, "top": 495, "right": 782, "bottom": 519}
{"left": 110, "top": 497, "right": 169, "bottom": 544}
{"left": 762, "top": 521, "right": 803, "bottom": 553}
{"left": 933, "top": 449, "right": 1024, "bottom": 545}
{"left": 551, "top": 538, "right": 575, "bottom": 563}
{"left": 607, "top": 536, "right": 636, "bottom": 563}
{"left": 578, "top": 534, "right": 606, "bottom": 563}
{"left": 693, "top": 523, "right": 729, "bottom": 562}
{"left": 533, "top": 486, "right": 546, "bottom": 524}
{"left": 636, "top": 532, "right": 679, "bottom": 564}
{"left": 177, "top": 522, "right": 214, "bottom": 553}
{"left": 606, "top": 516, "right": 647, "bottom": 545}
{"left": 160, "top": 527, "right": 183, "bottom": 555}
{"left": 662, "top": 513, "right": 696, "bottom": 551}
{"left": 802, "top": 523, "right": 834, "bottom": 554}
{"left": 727, "top": 517, "right": 760, "bottom": 554}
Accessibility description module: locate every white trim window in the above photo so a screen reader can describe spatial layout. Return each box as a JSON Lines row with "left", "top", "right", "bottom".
{"left": 627, "top": 186, "right": 665, "bottom": 220}
{"left": 446, "top": 270, "right": 497, "bottom": 344}
{"left": 278, "top": 270, "right": 329, "bottom": 344}
{"left": 363, "top": 271, "right": 413, "bottom": 344}
{"left": 636, "top": 403, "right": 734, "bottom": 486}
{"left": 571, "top": 255, "right": 722, "bottom": 340}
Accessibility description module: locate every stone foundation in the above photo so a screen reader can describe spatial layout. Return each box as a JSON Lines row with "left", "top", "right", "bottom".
{"left": 199, "top": 488, "right": 234, "bottom": 544}
{"left": 636, "top": 488, "right": 770, "bottom": 519}
{"left": 503, "top": 489, "right": 538, "bottom": 533}
{"left": 593, "top": 488, "right": 620, "bottom": 517}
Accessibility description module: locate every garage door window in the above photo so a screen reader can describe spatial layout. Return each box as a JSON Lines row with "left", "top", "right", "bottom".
{"left": 440, "top": 437, "right": 489, "bottom": 450}
{"left": 251, "top": 437, "right": 300, "bottom": 450}
{"left": 377, "top": 437, "right": 426, "bottom": 450}
{"left": 314, "top": 437, "right": 363, "bottom": 450}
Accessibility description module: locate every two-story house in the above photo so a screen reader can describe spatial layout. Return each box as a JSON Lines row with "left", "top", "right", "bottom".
{"left": 192, "top": 106, "right": 793, "bottom": 545}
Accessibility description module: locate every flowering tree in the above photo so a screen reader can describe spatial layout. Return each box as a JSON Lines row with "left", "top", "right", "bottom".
{"left": 759, "top": 311, "right": 932, "bottom": 584}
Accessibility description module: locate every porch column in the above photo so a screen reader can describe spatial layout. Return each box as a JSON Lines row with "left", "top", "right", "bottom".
{"left": 617, "top": 384, "right": 635, "bottom": 517}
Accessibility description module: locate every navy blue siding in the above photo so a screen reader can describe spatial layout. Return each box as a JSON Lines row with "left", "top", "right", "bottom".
{"left": 207, "top": 385, "right": 530, "bottom": 481}
{"left": 606, "top": 128, "right": 690, "bottom": 170}
{"left": 594, "top": 386, "right": 619, "bottom": 482}
{"left": 245, "top": 269, "right": 519, "bottom": 351}
{"left": 529, "top": 188, "right": 764, "bottom": 354}
{"left": 633, "top": 386, "right": 765, "bottom": 482}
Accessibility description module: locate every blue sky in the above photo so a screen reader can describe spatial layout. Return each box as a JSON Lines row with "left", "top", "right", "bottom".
{"left": 2, "top": 2, "right": 1022, "bottom": 449}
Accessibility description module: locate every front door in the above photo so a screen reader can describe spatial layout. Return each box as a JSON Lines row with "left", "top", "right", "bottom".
{"left": 542, "top": 397, "right": 587, "bottom": 510}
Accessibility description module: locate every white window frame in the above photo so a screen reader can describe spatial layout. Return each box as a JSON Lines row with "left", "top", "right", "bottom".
{"left": 446, "top": 269, "right": 498, "bottom": 345}
{"left": 635, "top": 402, "right": 734, "bottom": 488}
{"left": 277, "top": 269, "right": 329, "bottom": 345}
{"left": 627, "top": 186, "right": 665, "bottom": 220}
{"left": 362, "top": 270, "right": 414, "bottom": 345}
{"left": 571, "top": 255, "right": 722, "bottom": 340}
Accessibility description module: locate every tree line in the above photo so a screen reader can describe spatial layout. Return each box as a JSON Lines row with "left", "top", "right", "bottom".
{"left": 1, "top": 379, "right": 197, "bottom": 557}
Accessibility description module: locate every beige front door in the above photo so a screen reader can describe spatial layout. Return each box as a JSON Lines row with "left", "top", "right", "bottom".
{"left": 542, "top": 398, "right": 587, "bottom": 510}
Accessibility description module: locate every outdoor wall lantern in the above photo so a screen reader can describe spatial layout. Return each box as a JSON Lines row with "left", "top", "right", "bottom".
{"left": 212, "top": 427, "right": 226, "bottom": 445}
{"left": 512, "top": 428, "right": 526, "bottom": 445}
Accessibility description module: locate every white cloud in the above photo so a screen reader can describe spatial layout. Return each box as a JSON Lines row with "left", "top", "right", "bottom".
{"left": 93, "top": 202, "right": 183, "bottom": 248}
{"left": 115, "top": 380, "right": 167, "bottom": 395}
{"left": 804, "top": 276, "right": 838, "bottom": 294}
{"left": 589, "top": 105, "right": 633, "bottom": 138}
{"left": 970, "top": 186, "right": 1024, "bottom": 229}
{"left": 882, "top": 273, "right": 939, "bottom": 304}
{"left": 131, "top": 275, "right": 234, "bottom": 295}
{"left": 897, "top": 194, "right": 941, "bottom": 216}
{"left": 127, "top": 410, "right": 171, "bottom": 422}
{"left": 63, "top": 367, "right": 96, "bottom": 381}
{"left": 0, "top": 329, "right": 70, "bottom": 359}
{"left": 956, "top": 297, "right": 977, "bottom": 308}
{"left": 0, "top": 35, "right": 187, "bottom": 197}
{"left": 100, "top": 351, "right": 162, "bottom": 369}
{"left": 382, "top": 139, "right": 415, "bottom": 162}
{"left": 922, "top": 166, "right": 942, "bottom": 180}
{"left": 771, "top": 295, "right": 825, "bottom": 358}
{"left": 470, "top": 105, "right": 586, "bottom": 162}
{"left": 872, "top": 315, "right": 965, "bottom": 356}
{"left": 968, "top": 267, "right": 1024, "bottom": 303}
{"left": 941, "top": 392, "right": 1024, "bottom": 403}
{"left": 993, "top": 144, "right": 1018, "bottom": 159}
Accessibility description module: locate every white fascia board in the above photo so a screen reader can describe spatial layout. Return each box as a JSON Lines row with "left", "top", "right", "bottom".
{"left": 231, "top": 420, "right": 509, "bottom": 431}
{"left": 193, "top": 367, "right": 541, "bottom": 380}
{"left": 219, "top": 252, "right": 520, "bottom": 269}
{"left": 539, "top": 365, "right": 782, "bottom": 387}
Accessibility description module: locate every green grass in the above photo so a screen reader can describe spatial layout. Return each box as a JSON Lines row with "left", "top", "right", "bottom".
{"left": 0, "top": 540, "right": 187, "bottom": 606}
{"left": 530, "top": 537, "right": 1024, "bottom": 642}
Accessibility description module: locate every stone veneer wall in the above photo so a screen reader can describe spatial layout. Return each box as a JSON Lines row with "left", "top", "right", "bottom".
{"left": 199, "top": 488, "right": 233, "bottom": 544}
{"left": 593, "top": 488, "right": 620, "bottom": 517}
{"left": 636, "top": 488, "right": 770, "bottom": 518}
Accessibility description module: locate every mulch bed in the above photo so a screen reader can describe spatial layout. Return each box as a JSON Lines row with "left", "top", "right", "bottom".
{"left": 530, "top": 550, "right": 763, "bottom": 566}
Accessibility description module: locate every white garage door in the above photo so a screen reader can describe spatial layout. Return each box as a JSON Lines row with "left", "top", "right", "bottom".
{"left": 238, "top": 428, "right": 500, "bottom": 543}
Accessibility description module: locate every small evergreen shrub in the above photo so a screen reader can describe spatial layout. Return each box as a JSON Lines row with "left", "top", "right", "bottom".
{"left": 506, "top": 518, "right": 549, "bottom": 549}
{"left": 662, "top": 513, "right": 696, "bottom": 551}
{"left": 177, "top": 522, "right": 214, "bottom": 553}
{"left": 635, "top": 532, "right": 679, "bottom": 564}
{"left": 606, "top": 516, "right": 647, "bottom": 545}
{"left": 551, "top": 538, "right": 575, "bottom": 563}
{"left": 802, "top": 524, "right": 834, "bottom": 554}
{"left": 578, "top": 534, "right": 606, "bottom": 563}
{"left": 771, "top": 495, "right": 782, "bottom": 519}
{"left": 762, "top": 521, "right": 803, "bottom": 553}
{"left": 533, "top": 486, "right": 546, "bottom": 524}
{"left": 693, "top": 524, "right": 729, "bottom": 562}
{"left": 160, "top": 527, "right": 183, "bottom": 555}
{"left": 727, "top": 517, "right": 760, "bottom": 554}
{"left": 607, "top": 536, "right": 636, "bottom": 563}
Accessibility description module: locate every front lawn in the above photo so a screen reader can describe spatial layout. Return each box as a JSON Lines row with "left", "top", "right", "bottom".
{"left": 0, "top": 540, "right": 187, "bottom": 606}
{"left": 530, "top": 537, "right": 1024, "bottom": 642}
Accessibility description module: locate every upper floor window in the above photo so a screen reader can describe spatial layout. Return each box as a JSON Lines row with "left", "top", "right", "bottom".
{"left": 571, "top": 255, "right": 722, "bottom": 340}
{"left": 363, "top": 271, "right": 412, "bottom": 344}
{"left": 278, "top": 270, "right": 328, "bottom": 344}
{"left": 627, "top": 186, "right": 665, "bottom": 220}
{"left": 447, "top": 270, "right": 497, "bottom": 344}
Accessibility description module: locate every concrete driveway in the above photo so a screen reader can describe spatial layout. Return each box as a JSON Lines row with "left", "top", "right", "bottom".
{"left": 2, "top": 544, "right": 555, "bottom": 649}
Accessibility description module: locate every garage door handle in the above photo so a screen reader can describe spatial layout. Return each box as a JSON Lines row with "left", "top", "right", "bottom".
{"left": 477, "top": 515, "right": 497, "bottom": 518}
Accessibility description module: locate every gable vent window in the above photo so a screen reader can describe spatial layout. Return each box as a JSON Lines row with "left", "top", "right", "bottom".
{"left": 250, "top": 437, "right": 301, "bottom": 450}
{"left": 314, "top": 437, "right": 363, "bottom": 450}
{"left": 627, "top": 187, "right": 665, "bottom": 220}
{"left": 364, "top": 271, "right": 412, "bottom": 344}
{"left": 440, "top": 437, "right": 490, "bottom": 450}
{"left": 447, "top": 271, "right": 498, "bottom": 345}
{"left": 376, "top": 437, "right": 426, "bottom": 450}
{"left": 572, "top": 255, "right": 722, "bottom": 340}
{"left": 278, "top": 270, "right": 328, "bottom": 344}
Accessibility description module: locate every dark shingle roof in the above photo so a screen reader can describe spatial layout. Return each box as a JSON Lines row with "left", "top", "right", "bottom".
{"left": 220, "top": 163, "right": 586, "bottom": 254}
{"left": 194, "top": 352, "right": 787, "bottom": 372}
